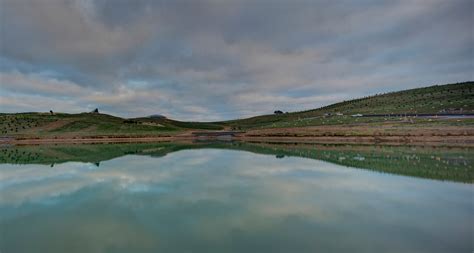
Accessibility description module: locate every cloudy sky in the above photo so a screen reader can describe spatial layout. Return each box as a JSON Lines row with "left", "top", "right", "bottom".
{"left": 0, "top": 0, "right": 472, "bottom": 120}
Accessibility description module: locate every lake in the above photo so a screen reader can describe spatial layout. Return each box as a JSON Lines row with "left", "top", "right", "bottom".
{"left": 0, "top": 142, "right": 472, "bottom": 252}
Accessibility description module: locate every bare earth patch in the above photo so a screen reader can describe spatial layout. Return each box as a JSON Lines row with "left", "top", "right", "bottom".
{"left": 4, "top": 124, "right": 474, "bottom": 147}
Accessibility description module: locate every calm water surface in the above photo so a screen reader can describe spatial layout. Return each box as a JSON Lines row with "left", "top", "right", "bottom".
{"left": 0, "top": 144, "right": 472, "bottom": 253}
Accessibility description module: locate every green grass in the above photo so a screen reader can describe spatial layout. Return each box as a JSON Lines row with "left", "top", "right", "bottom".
{"left": 221, "top": 81, "right": 474, "bottom": 129}
{"left": 1, "top": 81, "right": 473, "bottom": 136}
{"left": 131, "top": 117, "right": 224, "bottom": 130}
{"left": 0, "top": 112, "right": 226, "bottom": 138}
{"left": 163, "top": 120, "right": 223, "bottom": 130}
{"left": 0, "top": 113, "right": 56, "bottom": 135}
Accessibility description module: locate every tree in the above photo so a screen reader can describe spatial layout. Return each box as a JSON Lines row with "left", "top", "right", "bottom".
{"left": 274, "top": 110, "right": 283, "bottom": 114}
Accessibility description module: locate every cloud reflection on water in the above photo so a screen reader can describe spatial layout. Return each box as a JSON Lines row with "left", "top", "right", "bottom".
{"left": 0, "top": 149, "right": 472, "bottom": 252}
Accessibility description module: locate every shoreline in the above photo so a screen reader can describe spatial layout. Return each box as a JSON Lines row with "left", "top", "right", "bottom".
{"left": 3, "top": 125, "right": 474, "bottom": 147}
{"left": 3, "top": 134, "right": 473, "bottom": 147}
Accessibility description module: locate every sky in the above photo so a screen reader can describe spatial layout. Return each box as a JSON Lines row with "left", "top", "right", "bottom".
{"left": 0, "top": 0, "right": 472, "bottom": 121}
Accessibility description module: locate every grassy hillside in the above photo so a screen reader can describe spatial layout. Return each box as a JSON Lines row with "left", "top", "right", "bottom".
{"left": 131, "top": 117, "right": 223, "bottom": 130}
{"left": 1, "top": 81, "right": 472, "bottom": 137}
{"left": 223, "top": 81, "right": 474, "bottom": 129}
{"left": 0, "top": 112, "right": 223, "bottom": 138}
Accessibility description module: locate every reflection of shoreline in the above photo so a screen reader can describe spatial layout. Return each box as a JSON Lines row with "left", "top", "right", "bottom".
{"left": 237, "top": 136, "right": 474, "bottom": 146}
{"left": 1, "top": 141, "right": 472, "bottom": 183}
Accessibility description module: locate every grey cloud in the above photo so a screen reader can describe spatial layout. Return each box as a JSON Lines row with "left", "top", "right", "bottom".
{"left": 0, "top": 0, "right": 472, "bottom": 120}
{"left": 0, "top": 71, "right": 86, "bottom": 97}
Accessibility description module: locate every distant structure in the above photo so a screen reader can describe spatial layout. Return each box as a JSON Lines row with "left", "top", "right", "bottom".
{"left": 149, "top": 114, "right": 166, "bottom": 119}
{"left": 274, "top": 110, "right": 283, "bottom": 115}
{"left": 91, "top": 108, "right": 99, "bottom": 113}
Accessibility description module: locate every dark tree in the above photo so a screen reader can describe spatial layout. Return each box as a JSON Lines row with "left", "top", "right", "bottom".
{"left": 274, "top": 110, "right": 283, "bottom": 114}
{"left": 50, "top": 110, "right": 54, "bottom": 115}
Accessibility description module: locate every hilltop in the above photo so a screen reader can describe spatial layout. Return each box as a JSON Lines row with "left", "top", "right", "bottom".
{"left": 1, "top": 81, "right": 473, "bottom": 143}
{"left": 0, "top": 112, "right": 223, "bottom": 138}
{"left": 222, "top": 81, "right": 474, "bottom": 129}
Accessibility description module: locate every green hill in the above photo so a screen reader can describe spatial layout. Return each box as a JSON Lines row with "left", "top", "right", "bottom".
{"left": 0, "top": 81, "right": 472, "bottom": 137}
{"left": 0, "top": 112, "right": 223, "bottom": 138}
{"left": 222, "top": 81, "right": 474, "bottom": 129}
